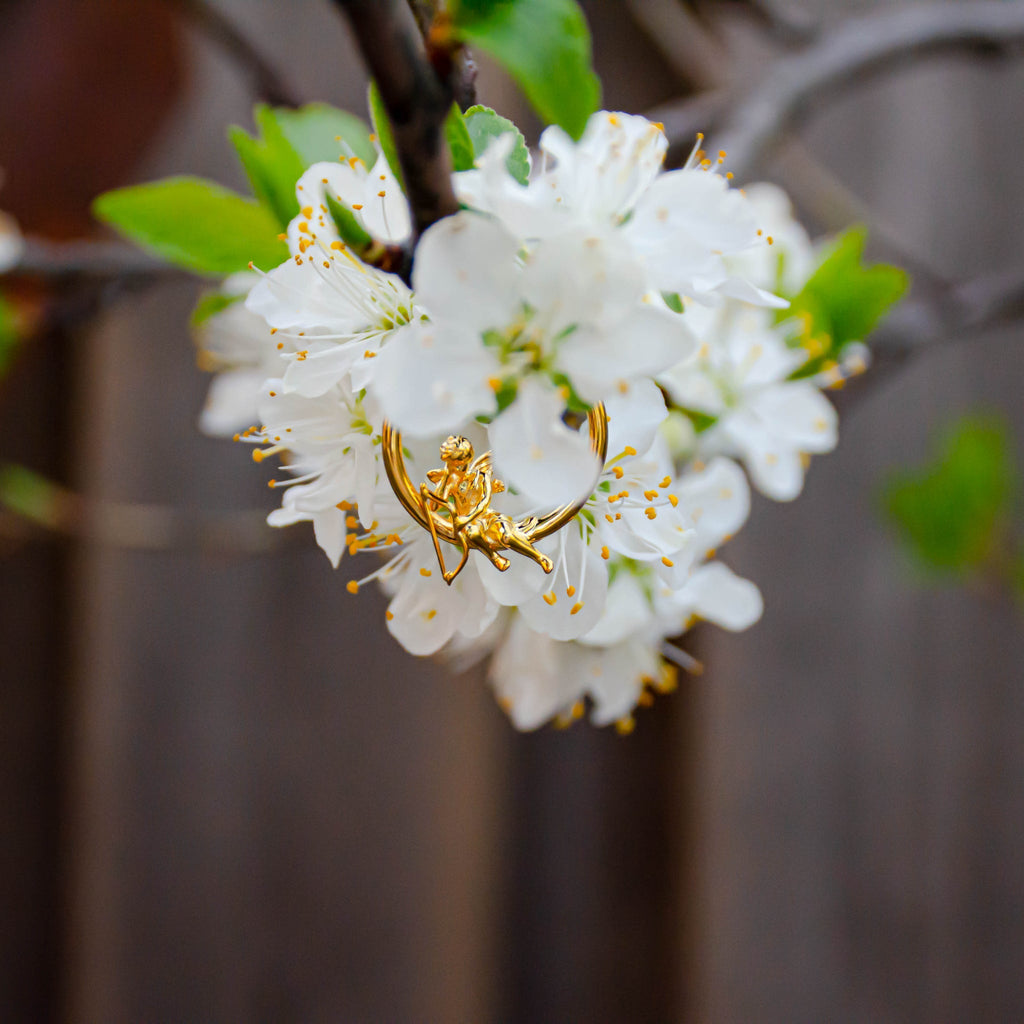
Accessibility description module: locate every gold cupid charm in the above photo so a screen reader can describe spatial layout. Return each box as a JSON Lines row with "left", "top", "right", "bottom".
{"left": 381, "top": 404, "right": 608, "bottom": 585}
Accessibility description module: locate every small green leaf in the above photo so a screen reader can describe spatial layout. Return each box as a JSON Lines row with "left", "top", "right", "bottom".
{"left": 93, "top": 177, "right": 288, "bottom": 275}
{"left": 324, "top": 192, "right": 373, "bottom": 251}
{"left": 677, "top": 407, "right": 718, "bottom": 434}
{"left": 0, "top": 292, "right": 19, "bottom": 378}
{"left": 463, "top": 104, "right": 530, "bottom": 184}
{"left": 367, "top": 81, "right": 405, "bottom": 190}
{"left": 445, "top": 103, "right": 476, "bottom": 173}
{"left": 0, "top": 463, "right": 62, "bottom": 527}
{"left": 786, "top": 226, "right": 909, "bottom": 378}
{"left": 661, "top": 291, "right": 684, "bottom": 314}
{"left": 451, "top": 0, "right": 600, "bottom": 140}
{"left": 228, "top": 105, "right": 306, "bottom": 227}
{"left": 272, "top": 103, "right": 376, "bottom": 168}
{"left": 190, "top": 290, "right": 244, "bottom": 328}
{"left": 882, "top": 415, "right": 1016, "bottom": 577}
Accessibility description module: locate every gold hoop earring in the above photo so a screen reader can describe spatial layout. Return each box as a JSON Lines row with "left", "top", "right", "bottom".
{"left": 380, "top": 404, "right": 608, "bottom": 585}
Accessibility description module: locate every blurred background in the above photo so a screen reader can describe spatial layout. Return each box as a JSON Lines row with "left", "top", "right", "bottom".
{"left": 2, "top": 0, "right": 1023, "bottom": 1020}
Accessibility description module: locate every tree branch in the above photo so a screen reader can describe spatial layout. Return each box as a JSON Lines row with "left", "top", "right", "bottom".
{"left": 6, "top": 237, "right": 183, "bottom": 283}
{"left": 713, "top": 1, "right": 1024, "bottom": 179}
{"left": 331, "top": 0, "right": 459, "bottom": 253}
{"left": 836, "top": 267, "right": 1024, "bottom": 411}
{"left": 168, "top": 0, "right": 300, "bottom": 107}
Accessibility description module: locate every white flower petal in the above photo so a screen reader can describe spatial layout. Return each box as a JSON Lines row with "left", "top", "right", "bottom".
{"left": 676, "top": 561, "right": 763, "bottom": 631}
{"left": 413, "top": 211, "right": 522, "bottom": 332}
{"left": 373, "top": 321, "right": 500, "bottom": 437}
{"left": 488, "top": 380, "right": 601, "bottom": 508}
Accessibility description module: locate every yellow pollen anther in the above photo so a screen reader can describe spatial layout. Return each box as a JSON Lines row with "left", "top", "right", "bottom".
{"left": 615, "top": 716, "right": 635, "bottom": 736}
{"left": 613, "top": 466, "right": 624, "bottom": 479}
{"left": 662, "top": 556, "right": 674, "bottom": 567}
{"left": 569, "top": 601, "right": 583, "bottom": 615}
{"left": 276, "top": 342, "right": 284, "bottom": 350}
{"left": 351, "top": 203, "right": 363, "bottom": 211}
{"left": 601, "top": 546, "right": 610, "bottom": 559}
{"left": 425, "top": 609, "right": 437, "bottom": 620}
{"left": 330, "top": 240, "right": 346, "bottom": 251}
{"left": 645, "top": 507, "right": 657, "bottom": 519}
{"left": 276, "top": 232, "right": 287, "bottom": 241}
{"left": 566, "top": 585, "right": 576, "bottom": 597}
{"left": 668, "top": 494, "right": 679, "bottom": 507}
{"left": 377, "top": 190, "right": 386, "bottom": 198}
{"left": 346, "top": 516, "right": 358, "bottom": 528}
{"left": 337, "top": 500, "right": 353, "bottom": 511}
{"left": 488, "top": 376, "right": 502, "bottom": 392}
{"left": 385, "top": 610, "right": 393, "bottom": 620}
{"left": 419, "top": 567, "right": 432, "bottom": 577}
{"left": 660, "top": 476, "right": 671, "bottom": 488}
{"left": 644, "top": 489, "right": 658, "bottom": 500}
{"left": 767, "top": 235, "right": 774, "bottom": 245}
{"left": 623, "top": 446, "right": 637, "bottom": 456}
{"left": 346, "top": 581, "right": 359, "bottom": 594}
{"left": 543, "top": 592, "right": 557, "bottom": 606}
{"left": 301, "top": 205, "right": 313, "bottom": 219}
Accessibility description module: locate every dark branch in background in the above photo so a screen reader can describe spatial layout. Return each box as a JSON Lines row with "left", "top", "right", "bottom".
{"left": 713, "top": 1, "right": 1024, "bottom": 179}
{"left": 331, "top": 0, "right": 459, "bottom": 257}
{"left": 9, "top": 238, "right": 183, "bottom": 283}
{"left": 837, "top": 267, "right": 1024, "bottom": 413}
{"left": 0, "top": 474, "right": 301, "bottom": 555}
{"left": 168, "top": 0, "right": 300, "bottom": 107}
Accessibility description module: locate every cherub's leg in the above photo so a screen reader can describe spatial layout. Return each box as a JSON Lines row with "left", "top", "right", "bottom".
{"left": 481, "top": 548, "right": 511, "bottom": 572}
{"left": 440, "top": 528, "right": 477, "bottom": 584}
{"left": 506, "top": 530, "right": 554, "bottom": 573}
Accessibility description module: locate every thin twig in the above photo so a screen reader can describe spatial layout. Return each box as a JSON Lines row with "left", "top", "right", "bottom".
{"left": 6, "top": 238, "right": 184, "bottom": 283}
{"left": 713, "top": 1, "right": 1024, "bottom": 178}
{"left": 838, "top": 267, "right": 1024, "bottom": 410}
{"left": 0, "top": 470, "right": 300, "bottom": 555}
{"left": 331, "top": 0, "right": 459, "bottom": 257}
{"left": 771, "top": 139, "right": 952, "bottom": 302}
{"left": 169, "top": 0, "right": 300, "bottom": 107}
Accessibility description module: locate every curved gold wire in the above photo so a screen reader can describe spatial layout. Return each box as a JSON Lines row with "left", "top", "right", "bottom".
{"left": 380, "top": 404, "right": 608, "bottom": 551}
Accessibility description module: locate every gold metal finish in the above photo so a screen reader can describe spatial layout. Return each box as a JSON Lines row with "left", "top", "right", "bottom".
{"left": 381, "top": 404, "right": 608, "bottom": 584}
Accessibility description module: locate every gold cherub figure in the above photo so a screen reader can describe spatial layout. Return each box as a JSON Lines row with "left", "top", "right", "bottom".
{"left": 419, "top": 435, "right": 555, "bottom": 584}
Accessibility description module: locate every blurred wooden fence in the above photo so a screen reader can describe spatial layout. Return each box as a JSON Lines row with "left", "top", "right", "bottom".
{"left": 2, "top": 1, "right": 1024, "bottom": 1021}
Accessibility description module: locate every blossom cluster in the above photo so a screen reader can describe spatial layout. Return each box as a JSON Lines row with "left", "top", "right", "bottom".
{"left": 196, "top": 111, "right": 851, "bottom": 731}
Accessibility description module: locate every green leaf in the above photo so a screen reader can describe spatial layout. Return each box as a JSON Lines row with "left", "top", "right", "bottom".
{"left": 676, "top": 407, "right": 718, "bottom": 434}
{"left": 272, "top": 103, "right": 376, "bottom": 168}
{"left": 462, "top": 104, "right": 530, "bottom": 184}
{"left": 324, "top": 192, "right": 373, "bottom": 251}
{"left": 786, "top": 226, "right": 909, "bottom": 378}
{"left": 661, "top": 291, "right": 684, "bottom": 314}
{"left": 228, "top": 104, "right": 307, "bottom": 226}
{"left": 451, "top": 0, "right": 600, "bottom": 140}
{"left": 0, "top": 292, "right": 19, "bottom": 378}
{"left": 367, "top": 81, "right": 405, "bottom": 190}
{"left": 882, "top": 415, "right": 1016, "bottom": 576}
{"left": 93, "top": 177, "right": 288, "bottom": 275}
{"left": 0, "top": 463, "right": 62, "bottom": 527}
{"left": 190, "top": 290, "right": 244, "bottom": 328}
{"left": 445, "top": 103, "right": 476, "bottom": 173}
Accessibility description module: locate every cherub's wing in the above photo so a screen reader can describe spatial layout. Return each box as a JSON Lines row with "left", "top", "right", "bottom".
{"left": 467, "top": 451, "right": 493, "bottom": 476}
